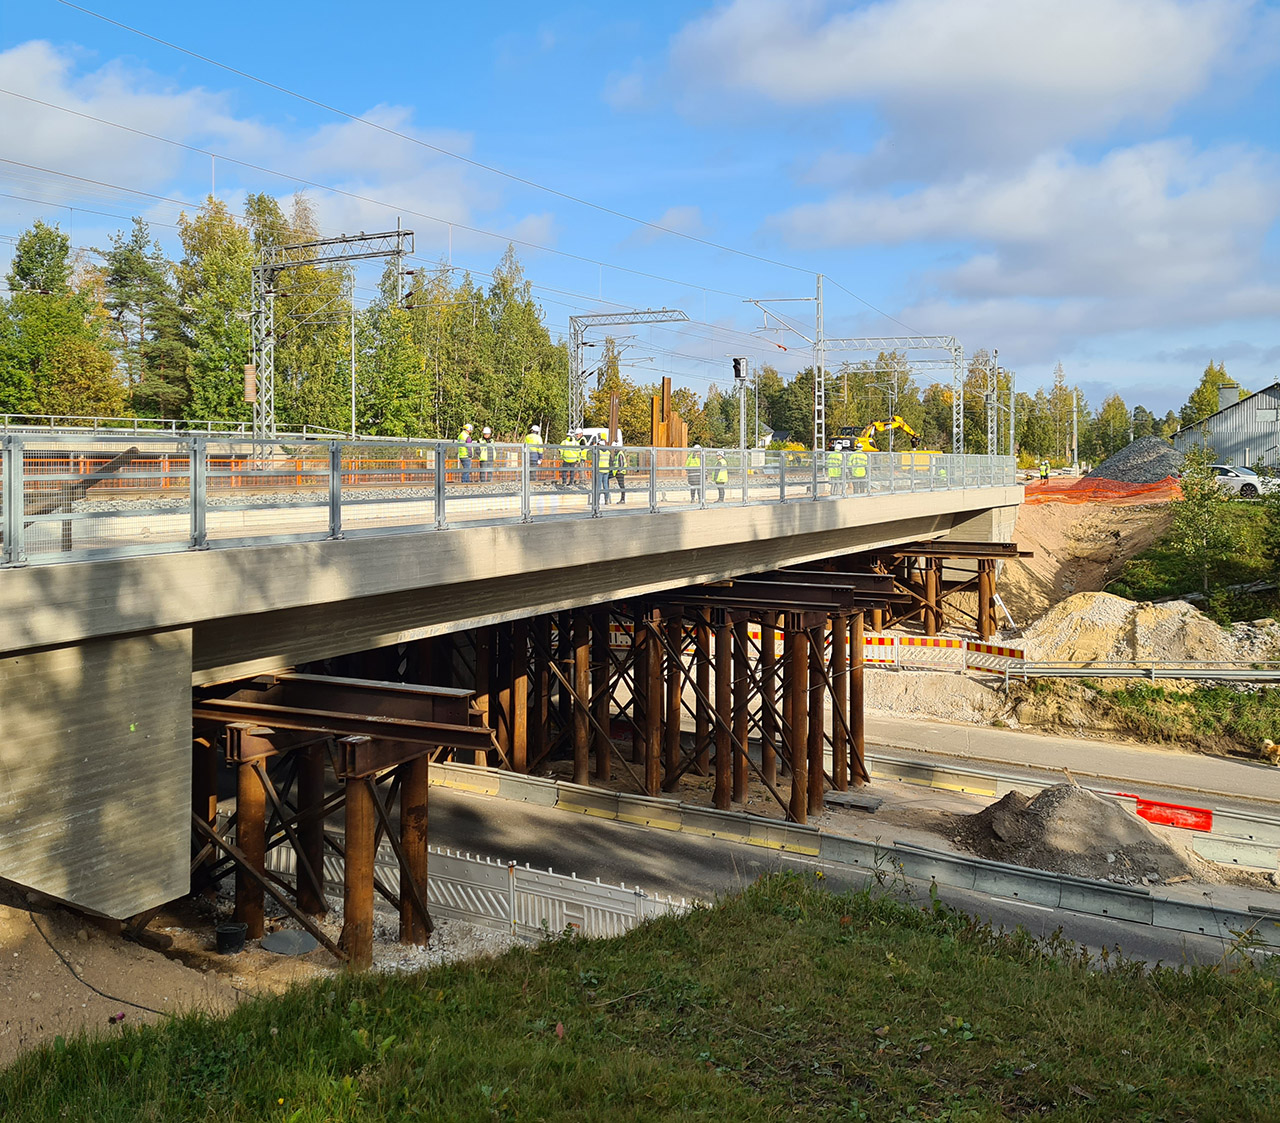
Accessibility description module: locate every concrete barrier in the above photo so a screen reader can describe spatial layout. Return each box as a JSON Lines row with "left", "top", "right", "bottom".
{"left": 555, "top": 782, "right": 620, "bottom": 820}
{"left": 615, "top": 792, "right": 684, "bottom": 831}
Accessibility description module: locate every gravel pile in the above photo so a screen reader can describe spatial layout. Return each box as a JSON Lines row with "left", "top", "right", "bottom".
{"left": 1228, "top": 619, "right": 1280, "bottom": 662}
{"left": 953, "top": 784, "right": 1196, "bottom": 883}
{"left": 1018, "top": 591, "right": 1236, "bottom": 664}
{"left": 1085, "top": 435, "right": 1183, "bottom": 484}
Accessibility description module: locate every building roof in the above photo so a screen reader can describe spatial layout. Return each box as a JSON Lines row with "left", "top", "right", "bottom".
{"left": 1172, "top": 380, "right": 1280, "bottom": 439}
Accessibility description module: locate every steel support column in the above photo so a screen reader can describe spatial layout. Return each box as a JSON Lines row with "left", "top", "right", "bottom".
{"left": 760, "top": 610, "right": 778, "bottom": 788}
{"left": 398, "top": 756, "right": 429, "bottom": 945}
{"left": 296, "top": 741, "right": 327, "bottom": 915}
{"left": 831, "top": 614, "right": 849, "bottom": 793}
{"left": 645, "top": 609, "right": 664, "bottom": 796}
{"left": 786, "top": 618, "right": 808, "bottom": 824}
{"left": 474, "top": 626, "right": 493, "bottom": 767}
{"left": 664, "top": 614, "right": 683, "bottom": 790}
{"left": 851, "top": 611, "right": 868, "bottom": 786}
{"left": 807, "top": 625, "right": 826, "bottom": 818}
{"left": 695, "top": 609, "right": 711, "bottom": 776}
{"left": 573, "top": 611, "right": 591, "bottom": 786}
{"left": 732, "top": 616, "right": 750, "bottom": 804}
{"left": 511, "top": 619, "right": 529, "bottom": 774}
{"left": 339, "top": 766, "right": 376, "bottom": 970}
{"left": 231, "top": 729, "right": 268, "bottom": 939}
{"left": 713, "top": 613, "right": 732, "bottom": 810}
{"left": 591, "top": 610, "right": 611, "bottom": 782}
{"left": 977, "top": 560, "right": 994, "bottom": 640}
{"left": 533, "top": 616, "right": 551, "bottom": 768}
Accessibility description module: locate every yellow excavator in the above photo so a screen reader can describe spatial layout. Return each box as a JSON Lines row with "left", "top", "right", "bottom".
{"left": 852, "top": 416, "right": 921, "bottom": 452}
{"left": 847, "top": 416, "right": 941, "bottom": 472}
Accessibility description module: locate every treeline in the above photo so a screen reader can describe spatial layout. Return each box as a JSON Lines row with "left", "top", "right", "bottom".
{"left": 0, "top": 201, "right": 1243, "bottom": 458}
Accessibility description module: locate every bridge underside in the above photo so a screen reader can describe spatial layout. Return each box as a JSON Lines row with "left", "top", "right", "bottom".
{"left": 0, "top": 486, "right": 1020, "bottom": 920}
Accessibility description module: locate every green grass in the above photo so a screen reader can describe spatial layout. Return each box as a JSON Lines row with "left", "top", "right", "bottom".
{"left": 3, "top": 874, "right": 1279, "bottom": 1121}
{"left": 1106, "top": 501, "right": 1275, "bottom": 621}
{"left": 1095, "top": 682, "right": 1280, "bottom": 752}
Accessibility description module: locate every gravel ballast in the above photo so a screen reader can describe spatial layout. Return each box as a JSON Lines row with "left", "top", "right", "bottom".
{"left": 1085, "top": 435, "right": 1183, "bottom": 484}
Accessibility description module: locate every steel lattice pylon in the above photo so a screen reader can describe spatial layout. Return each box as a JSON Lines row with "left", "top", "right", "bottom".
{"left": 822, "top": 335, "right": 966, "bottom": 453}
{"left": 567, "top": 308, "right": 688, "bottom": 432}
{"left": 251, "top": 228, "right": 414, "bottom": 439}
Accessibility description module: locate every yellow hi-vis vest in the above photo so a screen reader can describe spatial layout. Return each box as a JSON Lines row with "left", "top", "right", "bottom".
{"left": 561, "top": 441, "right": 580, "bottom": 464}
{"left": 477, "top": 439, "right": 492, "bottom": 462}
{"left": 525, "top": 432, "right": 543, "bottom": 451}
{"left": 714, "top": 458, "right": 728, "bottom": 485}
{"left": 849, "top": 452, "right": 868, "bottom": 478}
{"left": 827, "top": 451, "right": 844, "bottom": 478}
{"left": 456, "top": 431, "right": 471, "bottom": 459}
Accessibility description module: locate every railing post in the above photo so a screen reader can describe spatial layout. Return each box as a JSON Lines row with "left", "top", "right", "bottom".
{"left": 434, "top": 442, "right": 449, "bottom": 530}
{"left": 811, "top": 449, "right": 819, "bottom": 500}
{"left": 590, "top": 446, "right": 601, "bottom": 517}
{"left": 520, "top": 444, "right": 532, "bottom": 522}
{"left": 698, "top": 450, "right": 707, "bottom": 509}
{"left": 189, "top": 435, "right": 208, "bottom": 549}
{"left": 328, "top": 441, "right": 343, "bottom": 539}
{"left": 648, "top": 449, "right": 658, "bottom": 513}
{"left": 779, "top": 453, "right": 787, "bottom": 502}
{"left": 740, "top": 450, "right": 748, "bottom": 504}
{"left": 2, "top": 434, "right": 23, "bottom": 566}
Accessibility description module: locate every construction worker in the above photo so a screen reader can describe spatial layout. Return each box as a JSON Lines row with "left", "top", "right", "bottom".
{"left": 685, "top": 445, "right": 703, "bottom": 503}
{"left": 477, "top": 426, "right": 494, "bottom": 483}
{"left": 1039, "top": 460, "right": 1050, "bottom": 481}
{"left": 456, "top": 423, "right": 474, "bottom": 483}
{"left": 612, "top": 435, "right": 629, "bottom": 504}
{"left": 714, "top": 450, "right": 729, "bottom": 502}
{"left": 559, "top": 431, "right": 580, "bottom": 489}
{"left": 525, "top": 424, "right": 544, "bottom": 482}
{"left": 849, "top": 447, "right": 868, "bottom": 494}
{"left": 595, "top": 434, "right": 612, "bottom": 503}
{"left": 826, "top": 444, "right": 845, "bottom": 496}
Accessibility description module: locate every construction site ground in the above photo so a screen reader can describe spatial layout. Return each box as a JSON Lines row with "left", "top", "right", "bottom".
{"left": 9, "top": 490, "right": 1277, "bottom": 1067}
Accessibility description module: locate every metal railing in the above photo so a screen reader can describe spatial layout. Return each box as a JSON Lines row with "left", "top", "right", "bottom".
{"left": 0, "top": 432, "right": 1016, "bottom": 567}
{"left": 0, "top": 413, "right": 354, "bottom": 438}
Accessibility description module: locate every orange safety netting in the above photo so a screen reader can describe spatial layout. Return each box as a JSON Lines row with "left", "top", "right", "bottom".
{"left": 1023, "top": 476, "right": 1183, "bottom": 505}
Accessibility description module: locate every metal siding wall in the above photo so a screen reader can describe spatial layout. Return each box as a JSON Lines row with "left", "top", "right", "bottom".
{"left": 0, "top": 629, "right": 192, "bottom": 918}
{"left": 1173, "top": 387, "right": 1280, "bottom": 466}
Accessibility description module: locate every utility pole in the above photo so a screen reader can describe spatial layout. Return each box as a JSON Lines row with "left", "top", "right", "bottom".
{"left": 349, "top": 273, "right": 356, "bottom": 438}
{"left": 1071, "top": 390, "right": 1079, "bottom": 471}
{"left": 814, "top": 274, "right": 825, "bottom": 452}
{"left": 567, "top": 309, "right": 688, "bottom": 433}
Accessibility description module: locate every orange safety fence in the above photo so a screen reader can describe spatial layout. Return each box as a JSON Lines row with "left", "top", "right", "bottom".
{"left": 1023, "top": 476, "right": 1182, "bottom": 506}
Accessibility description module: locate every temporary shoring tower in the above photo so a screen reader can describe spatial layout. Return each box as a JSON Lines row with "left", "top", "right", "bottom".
{"left": 568, "top": 309, "right": 688, "bottom": 433}
{"left": 251, "top": 227, "right": 415, "bottom": 440}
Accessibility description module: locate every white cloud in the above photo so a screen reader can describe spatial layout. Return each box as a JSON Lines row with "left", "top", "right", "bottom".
{"left": 0, "top": 40, "right": 542, "bottom": 257}
{"left": 780, "top": 141, "right": 1280, "bottom": 306}
{"left": 663, "top": 0, "right": 1266, "bottom": 173}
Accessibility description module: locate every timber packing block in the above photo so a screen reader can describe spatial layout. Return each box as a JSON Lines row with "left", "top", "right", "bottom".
{"left": 824, "top": 791, "right": 883, "bottom": 813}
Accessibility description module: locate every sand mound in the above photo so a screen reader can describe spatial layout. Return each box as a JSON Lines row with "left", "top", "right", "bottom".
{"left": 1017, "top": 591, "right": 1234, "bottom": 664}
{"left": 997, "top": 502, "right": 1173, "bottom": 622}
{"left": 1086, "top": 436, "right": 1183, "bottom": 484}
{"left": 954, "top": 784, "right": 1195, "bottom": 883}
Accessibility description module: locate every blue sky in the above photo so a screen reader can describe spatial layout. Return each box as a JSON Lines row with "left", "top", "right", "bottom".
{"left": 2, "top": 0, "right": 1278, "bottom": 414}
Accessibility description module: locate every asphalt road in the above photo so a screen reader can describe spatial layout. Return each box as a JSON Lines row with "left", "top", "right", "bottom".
{"left": 428, "top": 785, "right": 1246, "bottom": 967}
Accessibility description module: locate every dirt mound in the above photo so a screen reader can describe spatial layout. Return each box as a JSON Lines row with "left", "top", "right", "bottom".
{"left": 954, "top": 784, "right": 1195, "bottom": 883}
{"left": 998, "top": 502, "right": 1172, "bottom": 622}
{"left": 1017, "top": 591, "right": 1234, "bottom": 664}
{"left": 1086, "top": 436, "right": 1183, "bottom": 484}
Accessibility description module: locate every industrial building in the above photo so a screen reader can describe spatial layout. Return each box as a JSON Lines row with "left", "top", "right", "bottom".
{"left": 1173, "top": 381, "right": 1280, "bottom": 467}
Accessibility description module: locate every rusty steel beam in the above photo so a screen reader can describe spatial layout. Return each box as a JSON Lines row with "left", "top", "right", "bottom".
{"left": 732, "top": 616, "right": 750, "bottom": 804}
{"left": 873, "top": 540, "right": 1030, "bottom": 559}
{"left": 760, "top": 610, "right": 778, "bottom": 788}
{"left": 851, "top": 611, "right": 868, "bottom": 785}
{"left": 573, "top": 611, "right": 591, "bottom": 786}
{"left": 399, "top": 756, "right": 430, "bottom": 945}
{"left": 297, "top": 742, "right": 327, "bottom": 915}
{"left": 831, "top": 614, "right": 849, "bottom": 793}
{"left": 339, "top": 762, "right": 376, "bottom": 970}
{"left": 230, "top": 725, "right": 269, "bottom": 938}
{"left": 695, "top": 609, "right": 711, "bottom": 776}
{"left": 512, "top": 619, "right": 529, "bottom": 774}
{"left": 644, "top": 609, "right": 664, "bottom": 796}
{"left": 592, "top": 610, "right": 610, "bottom": 783}
{"left": 807, "top": 626, "right": 825, "bottom": 818}
{"left": 193, "top": 699, "right": 496, "bottom": 758}
{"left": 664, "top": 615, "right": 683, "bottom": 790}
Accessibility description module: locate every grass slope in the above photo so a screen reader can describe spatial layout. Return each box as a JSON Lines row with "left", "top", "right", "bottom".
{"left": 2, "top": 874, "right": 1278, "bottom": 1122}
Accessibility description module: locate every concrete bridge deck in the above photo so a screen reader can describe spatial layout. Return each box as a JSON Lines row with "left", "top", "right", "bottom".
{"left": 0, "top": 432, "right": 1020, "bottom": 921}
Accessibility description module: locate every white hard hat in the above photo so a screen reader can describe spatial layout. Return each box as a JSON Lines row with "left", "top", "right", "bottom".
{"left": 482, "top": 426, "right": 491, "bottom": 436}
{"left": 464, "top": 423, "right": 473, "bottom": 431}
{"left": 531, "top": 424, "right": 540, "bottom": 433}
{"left": 693, "top": 443, "right": 702, "bottom": 449}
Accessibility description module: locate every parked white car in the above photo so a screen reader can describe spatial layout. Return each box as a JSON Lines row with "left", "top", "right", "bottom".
{"left": 1207, "top": 464, "right": 1278, "bottom": 499}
